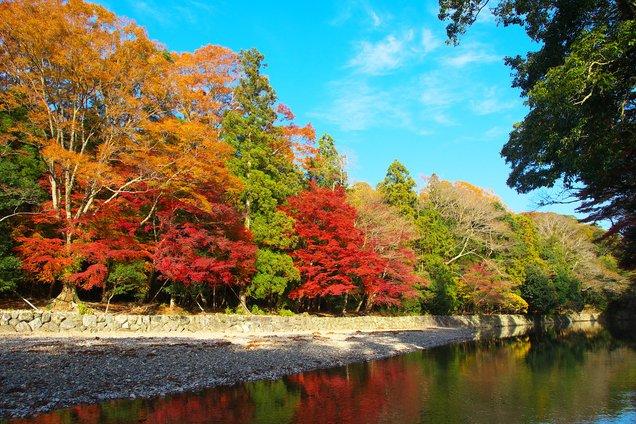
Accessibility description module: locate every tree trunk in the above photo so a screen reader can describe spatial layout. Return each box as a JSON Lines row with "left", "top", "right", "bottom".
{"left": 355, "top": 297, "right": 364, "bottom": 313}
{"left": 364, "top": 294, "right": 375, "bottom": 313}
{"left": 238, "top": 288, "right": 250, "bottom": 313}
{"left": 342, "top": 293, "right": 348, "bottom": 316}
{"left": 101, "top": 283, "right": 108, "bottom": 303}
{"left": 169, "top": 294, "right": 176, "bottom": 309}
{"left": 51, "top": 283, "right": 78, "bottom": 311}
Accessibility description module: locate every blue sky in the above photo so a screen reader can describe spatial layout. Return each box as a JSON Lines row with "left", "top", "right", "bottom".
{"left": 96, "top": 0, "right": 577, "bottom": 216}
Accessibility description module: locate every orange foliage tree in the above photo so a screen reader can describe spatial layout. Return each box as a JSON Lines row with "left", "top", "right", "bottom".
{"left": 0, "top": 0, "right": 239, "bottom": 306}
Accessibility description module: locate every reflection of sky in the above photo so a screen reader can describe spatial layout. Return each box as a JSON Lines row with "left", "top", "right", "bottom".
{"left": 97, "top": 0, "right": 582, "bottom": 217}
{"left": 592, "top": 410, "right": 636, "bottom": 423}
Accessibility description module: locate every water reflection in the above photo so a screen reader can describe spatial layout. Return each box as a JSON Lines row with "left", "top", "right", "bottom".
{"left": 9, "top": 325, "right": 636, "bottom": 424}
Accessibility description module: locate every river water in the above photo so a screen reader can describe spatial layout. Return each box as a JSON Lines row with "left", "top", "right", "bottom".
{"left": 9, "top": 323, "right": 636, "bottom": 423}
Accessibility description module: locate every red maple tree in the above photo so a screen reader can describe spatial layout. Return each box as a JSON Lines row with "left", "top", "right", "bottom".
{"left": 154, "top": 193, "right": 256, "bottom": 293}
{"left": 283, "top": 183, "right": 395, "bottom": 304}
{"left": 17, "top": 196, "right": 150, "bottom": 291}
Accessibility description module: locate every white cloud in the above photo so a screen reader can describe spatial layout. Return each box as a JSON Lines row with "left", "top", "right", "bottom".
{"left": 484, "top": 126, "right": 509, "bottom": 139}
{"left": 126, "top": 0, "right": 217, "bottom": 26}
{"left": 443, "top": 44, "right": 500, "bottom": 68}
{"left": 310, "top": 79, "right": 419, "bottom": 132}
{"left": 421, "top": 28, "right": 442, "bottom": 54}
{"left": 348, "top": 31, "right": 415, "bottom": 75}
{"left": 471, "top": 87, "right": 517, "bottom": 115}
{"left": 348, "top": 28, "right": 441, "bottom": 75}
{"left": 313, "top": 24, "right": 515, "bottom": 137}
{"left": 369, "top": 9, "right": 382, "bottom": 27}
{"left": 329, "top": 1, "right": 389, "bottom": 28}
{"left": 432, "top": 113, "right": 456, "bottom": 126}
{"left": 419, "top": 73, "right": 457, "bottom": 107}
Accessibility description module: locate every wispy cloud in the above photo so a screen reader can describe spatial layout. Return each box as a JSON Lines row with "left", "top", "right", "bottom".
{"left": 443, "top": 43, "right": 500, "bottom": 68}
{"left": 471, "top": 87, "right": 517, "bottom": 115}
{"left": 330, "top": 1, "right": 390, "bottom": 28}
{"left": 348, "top": 31, "right": 415, "bottom": 75}
{"left": 369, "top": 8, "right": 382, "bottom": 27}
{"left": 313, "top": 13, "right": 514, "bottom": 138}
{"left": 483, "top": 126, "right": 509, "bottom": 139}
{"left": 421, "top": 28, "right": 442, "bottom": 54}
{"left": 419, "top": 72, "right": 458, "bottom": 107}
{"left": 310, "top": 78, "right": 419, "bottom": 132}
{"left": 123, "top": 0, "right": 217, "bottom": 27}
{"left": 432, "top": 113, "right": 456, "bottom": 126}
{"left": 348, "top": 27, "right": 442, "bottom": 75}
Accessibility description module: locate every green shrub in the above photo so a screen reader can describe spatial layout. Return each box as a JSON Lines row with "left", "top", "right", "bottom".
{"left": 521, "top": 266, "right": 558, "bottom": 314}
{"left": 583, "top": 288, "right": 609, "bottom": 311}
{"left": 77, "top": 302, "right": 93, "bottom": 315}
{"left": 250, "top": 305, "right": 267, "bottom": 315}
{"left": 106, "top": 261, "right": 147, "bottom": 303}
{"left": 421, "top": 255, "right": 458, "bottom": 314}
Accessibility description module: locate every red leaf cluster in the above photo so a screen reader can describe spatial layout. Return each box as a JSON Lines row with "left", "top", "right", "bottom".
{"left": 283, "top": 183, "right": 414, "bottom": 304}
{"left": 17, "top": 198, "right": 150, "bottom": 290}
{"left": 154, "top": 199, "right": 256, "bottom": 289}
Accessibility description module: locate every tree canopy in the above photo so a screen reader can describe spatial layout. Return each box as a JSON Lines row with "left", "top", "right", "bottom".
{"left": 0, "top": 0, "right": 630, "bottom": 316}
{"left": 439, "top": 0, "right": 636, "bottom": 268}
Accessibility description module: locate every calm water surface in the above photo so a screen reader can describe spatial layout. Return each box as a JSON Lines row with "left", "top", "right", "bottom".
{"left": 9, "top": 325, "right": 636, "bottom": 424}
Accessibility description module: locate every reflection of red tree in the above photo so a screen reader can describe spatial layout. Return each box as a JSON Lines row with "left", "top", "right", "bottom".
{"left": 13, "top": 388, "right": 256, "bottom": 424}
{"left": 139, "top": 388, "right": 255, "bottom": 423}
{"left": 14, "top": 357, "right": 423, "bottom": 424}
{"left": 73, "top": 404, "right": 101, "bottom": 423}
{"left": 289, "top": 357, "right": 422, "bottom": 424}
{"left": 12, "top": 403, "right": 102, "bottom": 424}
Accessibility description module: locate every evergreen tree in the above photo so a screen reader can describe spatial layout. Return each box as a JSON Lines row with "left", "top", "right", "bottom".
{"left": 221, "top": 49, "right": 303, "bottom": 309}
{"left": 377, "top": 160, "right": 418, "bottom": 218}
{"left": 0, "top": 108, "right": 47, "bottom": 295}
{"left": 307, "top": 134, "right": 347, "bottom": 189}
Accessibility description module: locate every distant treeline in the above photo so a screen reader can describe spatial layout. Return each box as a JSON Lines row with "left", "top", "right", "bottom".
{"left": 0, "top": 0, "right": 631, "bottom": 315}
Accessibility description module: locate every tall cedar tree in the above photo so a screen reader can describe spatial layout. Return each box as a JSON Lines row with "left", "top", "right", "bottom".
{"left": 378, "top": 160, "right": 418, "bottom": 218}
{"left": 221, "top": 49, "right": 314, "bottom": 309}
{"left": 307, "top": 134, "right": 348, "bottom": 189}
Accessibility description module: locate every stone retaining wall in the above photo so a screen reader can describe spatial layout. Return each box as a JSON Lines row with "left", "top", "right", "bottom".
{"left": 0, "top": 309, "right": 600, "bottom": 335}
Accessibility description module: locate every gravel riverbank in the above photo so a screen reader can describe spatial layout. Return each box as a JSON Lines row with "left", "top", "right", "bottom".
{"left": 0, "top": 327, "right": 492, "bottom": 419}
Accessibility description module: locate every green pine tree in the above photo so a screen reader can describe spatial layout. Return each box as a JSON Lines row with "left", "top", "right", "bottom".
{"left": 221, "top": 49, "right": 302, "bottom": 310}
{"left": 307, "top": 133, "right": 347, "bottom": 189}
{"left": 378, "top": 160, "right": 418, "bottom": 218}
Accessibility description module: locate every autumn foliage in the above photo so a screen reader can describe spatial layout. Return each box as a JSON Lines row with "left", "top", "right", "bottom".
{"left": 154, "top": 199, "right": 256, "bottom": 289}
{"left": 0, "top": 0, "right": 629, "bottom": 315}
{"left": 284, "top": 184, "right": 417, "bottom": 307}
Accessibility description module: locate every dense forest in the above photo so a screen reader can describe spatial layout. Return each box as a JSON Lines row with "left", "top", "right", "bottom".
{"left": 0, "top": 0, "right": 632, "bottom": 316}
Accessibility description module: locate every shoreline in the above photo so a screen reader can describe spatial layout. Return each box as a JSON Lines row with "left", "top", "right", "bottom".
{"left": 0, "top": 326, "right": 519, "bottom": 419}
